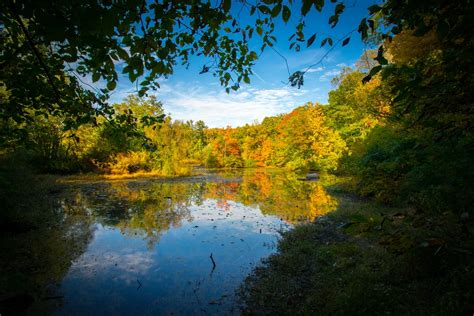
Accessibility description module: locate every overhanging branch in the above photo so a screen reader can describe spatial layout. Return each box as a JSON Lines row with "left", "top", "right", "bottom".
{"left": 9, "top": 1, "right": 61, "bottom": 103}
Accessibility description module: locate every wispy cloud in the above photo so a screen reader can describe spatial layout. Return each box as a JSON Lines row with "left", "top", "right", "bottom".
{"left": 154, "top": 83, "right": 312, "bottom": 127}
{"left": 319, "top": 69, "right": 341, "bottom": 82}
{"left": 70, "top": 250, "right": 155, "bottom": 280}
{"left": 305, "top": 66, "right": 324, "bottom": 73}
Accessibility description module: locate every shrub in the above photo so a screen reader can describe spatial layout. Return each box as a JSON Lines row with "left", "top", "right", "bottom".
{"left": 285, "top": 157, "right": 308, "bottom": 172}
{"left": 352, "top": 126, "right": 474, "bottom": 213}
{"left": 221, "top": 155, "right": 243, "bottom": 168}
{"left": 107, "top": 151, "right": 153, "bottom": 174}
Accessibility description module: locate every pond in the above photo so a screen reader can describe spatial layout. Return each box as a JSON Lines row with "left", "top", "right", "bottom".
{"left": 48, "top": 169, "right": 338, "bottom": 315}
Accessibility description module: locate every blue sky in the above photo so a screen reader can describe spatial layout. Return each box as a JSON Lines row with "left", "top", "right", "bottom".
{"left": 108, "top": 0, "right": 378, "bottom": 127}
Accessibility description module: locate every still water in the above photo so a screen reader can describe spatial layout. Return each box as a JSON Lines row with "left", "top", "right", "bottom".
{"left": 52, "top": 169, "right": 337, "bottom": 315}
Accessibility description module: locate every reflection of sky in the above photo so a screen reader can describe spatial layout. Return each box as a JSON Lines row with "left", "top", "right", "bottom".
{"left": 56, "top": 198, "right": 286, "bottom": 315}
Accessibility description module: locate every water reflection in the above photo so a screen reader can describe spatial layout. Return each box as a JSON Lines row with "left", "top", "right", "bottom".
{"left": 53, "top": 169, "right": 336, "bottom": 315}
{"left": 205, "top": 169, "right": 337, "bottom": 222}
{"left": 0, "top": 201, "right": 94, "bottom": 315}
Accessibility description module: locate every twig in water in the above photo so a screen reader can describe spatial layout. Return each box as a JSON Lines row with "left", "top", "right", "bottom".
{"left": 210, "top": 253, "right": 216, "bottom": 272}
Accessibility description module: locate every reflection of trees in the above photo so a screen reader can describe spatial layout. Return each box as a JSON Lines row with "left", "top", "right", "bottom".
{"left": 56, "top": 171, "right": 335, "bottom": 252}
{"left": 205, "top": 170, "right": 337, "bottom": 223}
{"left": 0, "top": 199, "right": 94, "bottom": 314}
{"left": 1, "top": 172, "right": 334, "bottom": 313}
{"left": 60, "top": 181, "right": 206, "bottom": 247}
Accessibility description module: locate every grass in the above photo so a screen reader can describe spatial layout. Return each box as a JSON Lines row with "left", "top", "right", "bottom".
{"left": 240, "top": 178, "right": 474, "bottom": 315}
{"left": 59, "top": 170, "right": 167, "bottom": 182}
{"left": 57, "top": 169, "right": 198, "bottom": 183}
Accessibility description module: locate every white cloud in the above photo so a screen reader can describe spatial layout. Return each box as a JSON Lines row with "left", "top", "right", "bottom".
{"left": 70, "top": 250, "right": 155, "bottom": 279}
{"left": 319, "top": 69, "right": 341, "bottom": 81}
{"left": 156, "top": 83, "right": 312, "bottom": 127}
{"left": 305, "top": 66, "right": 324, "bottom": 73}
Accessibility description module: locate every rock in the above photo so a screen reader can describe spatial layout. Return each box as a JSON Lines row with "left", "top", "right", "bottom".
{"left": 297, "top": 172, "right": 319, "bottom": 181}
{"left": 338, "top": 221, "right": 355, "bottom": 229}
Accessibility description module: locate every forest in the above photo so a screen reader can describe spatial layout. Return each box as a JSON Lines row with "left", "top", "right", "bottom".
{"left": 4, "top": 43, "right": 471, "bottom": 213}
{"left": 1, "top": 0, "right": 473, "bottom": 314}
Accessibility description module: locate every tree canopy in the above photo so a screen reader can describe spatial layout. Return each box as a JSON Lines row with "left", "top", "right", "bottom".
{"left": 2, "top": 0, "right": 471, "bottom": 130}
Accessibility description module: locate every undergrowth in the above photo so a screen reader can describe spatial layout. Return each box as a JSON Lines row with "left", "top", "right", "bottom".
{"left": 240, "top": 180, "right": 473, "bottom": 315}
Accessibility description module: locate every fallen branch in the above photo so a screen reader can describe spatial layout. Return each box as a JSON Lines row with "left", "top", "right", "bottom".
{"left": 210, "top": 253, "right": 216, "bottom": 271}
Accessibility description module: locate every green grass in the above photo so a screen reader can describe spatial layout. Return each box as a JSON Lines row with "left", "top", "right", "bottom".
{"left": 240, "top": 179, "right": 474, "bottom": 315}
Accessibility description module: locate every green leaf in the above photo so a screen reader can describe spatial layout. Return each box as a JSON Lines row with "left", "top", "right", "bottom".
{"left": 271, "top": 4, "right": 282, "bottom": 17}
{"left": 63, "top": 55, "right": 77, "bottom": 63}
{"left": 368, "top": 19, "right": 375, "bottom": 31}
{"left": 391, "top": 25, "right": 402, "bottom": 34}
{"left": 342, "top": 37, "right": 350, "bottom": 46}
{"left": 362, "top": 74, "right": 371, "bottom": 84}
{"left": 369, "top": 65, "right": 382, "bottom": 77}
{"left": 307, "top": 33, "right": 317, "bottom": 47}
{"left": 358, "top": 18, "right": 368, "bottom": 41}
{"left": 289, "top": 71, "right": 304, "bottom": 88}
{"left": 301, "top": 0, "right": 312, "bottom": 15}
{"left": 222, "top": 0, "right": 231, "bottom": 12}
{"left": 329, "top": 15, "right": 339, "bottom": 27}
{"left": 117, "top": 47, "right": 129, "bottom": 60}
{"left": 107, "top": 80, "right": 117, "bottom": 90}
{"left": 368, "top": 5, "right": 381, "bottom": 14}
{"left": 92, "top": 72, "right": 100, "bottom": 83}
{"left": 282, "top": 5, "right": 291, "bottom": 23}
{"left": 314, "top": 0, "right": 324, "bottom": 12}
{"left": 375, "top": 45, "right": 388, "bottom": 65}
{"left": 258, "top": 5, "right": 271, "bottom": 14}
{"left": 335, "top": 3, "right": 345, "bottom": 14}
{"left": 243, "top": 75, "right": 250, "bottom": 84}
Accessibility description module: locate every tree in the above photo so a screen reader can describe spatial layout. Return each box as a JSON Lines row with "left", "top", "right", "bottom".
{"left": 2, "top": 0, "right": 470, "bottom": 132}
{"left": 325, "top": 65, "right": 389, "bottom": 148}
{"left": 1, "top": 0, "right": 261, "bottom": 127}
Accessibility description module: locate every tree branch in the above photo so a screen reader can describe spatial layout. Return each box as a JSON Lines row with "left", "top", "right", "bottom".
{"left": 9, "top": 1, "right": 61, "bottom": 103}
